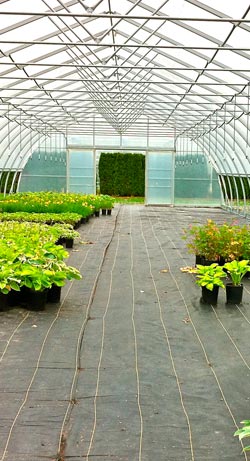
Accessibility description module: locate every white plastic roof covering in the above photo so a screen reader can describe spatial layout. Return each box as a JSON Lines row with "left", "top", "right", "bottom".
{"left": 0, "top": 0, "right": 249, "bottom": 175}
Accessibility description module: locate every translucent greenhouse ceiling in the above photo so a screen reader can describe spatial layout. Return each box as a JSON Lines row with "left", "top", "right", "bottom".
{"left": 0, "top": 0, "right": 249, "bottom": 203}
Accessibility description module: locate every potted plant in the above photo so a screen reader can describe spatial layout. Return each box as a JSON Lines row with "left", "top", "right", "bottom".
{"left": 234, "top": 420, "right": 250, "bottom": 451}
{"left": 223, "top": 259, "right": 250, "bottom": 304}
{"left": 99, "top": 194, "right": 115, "bottom": 215}
{"left": 183, "top": 220, "right": 221, "bottom": 265}
{"left": 194, "top": 263, "right": 226, "bottom": 305}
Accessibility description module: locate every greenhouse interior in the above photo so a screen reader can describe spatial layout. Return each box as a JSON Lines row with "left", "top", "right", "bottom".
{"left": 1, "top": 1, "right": 250, "bottom": 460}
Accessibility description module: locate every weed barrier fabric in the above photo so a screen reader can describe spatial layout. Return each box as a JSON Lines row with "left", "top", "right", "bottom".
{"left": 0, "top": 206, "right": 249, "bottom": 460}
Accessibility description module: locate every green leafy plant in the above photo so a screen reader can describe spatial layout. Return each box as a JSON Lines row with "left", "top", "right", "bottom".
{"left": 194, "top": 263, "right": 227, "bottom": 291}
{"left": 234, "top": 420, "right": 250, "bottom": 451}
{"left": 0, "top": 263, "right": 21, "bottom": 294}
{"left": 0, "top": 222, "right": 82, "bottom": 293}
{"left": 182, "top": 220, "right": 250, "bottom": 262}
{"left": 223, "top": 259, "right": 250, "bottom": 286}
{"left": 52, "top": 223, "right": 80, "bottom": 240}
{"left": 99, "top": 194, "right": 115, "bottom": 210}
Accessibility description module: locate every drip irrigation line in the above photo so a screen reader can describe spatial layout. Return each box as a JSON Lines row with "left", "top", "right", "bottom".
{"left": 236, "top": 305, "right": 250, "bottom": 324}
{"left": 129, "top": 206, "right": 144, "bottom": 461}
{"left": 148, "top": 208, "right": 248, "bottom": 458}
{"left": 0, "top": 312, "right": 30, "bottom": 363}
{"left": 138, "top": 207, "right": 195, "bottom": 461}
{"left": 211, "top": 306, "right": 250, "bottom": 371}
{"left": 84, "top": 206, "right": 122, "bottom": 460}
{"left": 57, "top": 207, "right": 121, "bottom": 459}
{"left": 0, "top": 279, "right": 74, "bottom": 461}
{"left": 56, "top": 218, "right": 109, "bottom": 456}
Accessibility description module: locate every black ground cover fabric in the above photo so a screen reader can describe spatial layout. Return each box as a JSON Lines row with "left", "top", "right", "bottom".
{"left": 0, "top": 205, "right": 249, "bottom": 460}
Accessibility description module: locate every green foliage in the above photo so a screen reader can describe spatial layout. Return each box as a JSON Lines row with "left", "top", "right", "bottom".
{"left": 223, "top": 259, "right": 250, "bottom": 286}
{"left": 194, "top": 263, "right": 226, "bottom": 291}
{"left": 0, "top": 191, "right": 114, "bottom": 217}
{"left": 99, "top": 152, "right": 145, "bottom": 196}
{"left": 0, "top": 221, "right": 81, "bottom": 293}
{"left": 183, "top": 220, "right": 250, "bottom": 261}
{"left": 52, "top": 223, "right": 80, "bottom": 240}
{"left": 0, "top": 211, "right": 82, "bottom": 226}
{"left": 234, "top": 420, "right": 250, "bottom": 451}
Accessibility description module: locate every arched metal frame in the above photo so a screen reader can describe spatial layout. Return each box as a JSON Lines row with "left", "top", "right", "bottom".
{"left": 0, "top": 1, "right": 249, "bottom": 213}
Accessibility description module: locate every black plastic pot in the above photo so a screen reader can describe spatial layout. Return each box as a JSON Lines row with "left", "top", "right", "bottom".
{"left": 56, "top": 237, "right": 65, "bottom": 245}
{"left": 195, "top": 255, "right": 204, "bottom": 265}
{"left": 200, "top": 286, "right": 219, "bottom": 305}
{"left": 102, "top": 209, "right": 107, "bottom": 215}
{"left": 65, "top": 238, "right": 74, "bottom": 248}
{"left": 107, "top": 209, "right": 112, "bottom": 216}
{"left": 26, "top": 288, "right": 48, "bottom": 311}
{"left": 0, "top": 292, "right": 9, "bottom": 310}
{"left": 226, "top": 283, "right": 243, "bottom": 304}
{"left": 94, "top": 210, "right": 100, "bottom": 217}
{"left": 7, "top": 287, "right": 27, "bottom": 307}
{"left": 202, "top": 259, "right": 219, "bottom": 266}
{"left": 47, "top": 284, "right": 61, "bottom": 303}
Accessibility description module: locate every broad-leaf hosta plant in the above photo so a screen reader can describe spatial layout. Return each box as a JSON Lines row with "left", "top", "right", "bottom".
{"left": 0, "top": 211, "right": 82, "bottom": 226}
{"left": 223, "top": 259, "right": 250, "bottom": 286}
{"left": 0, "top": 222, "right": 82, "bottom": 294}
{"left": 194, "top": 263, "right": 226, "bottom": 291}
{"left": 234, "top": 420, "right": 250, "bottom": 451}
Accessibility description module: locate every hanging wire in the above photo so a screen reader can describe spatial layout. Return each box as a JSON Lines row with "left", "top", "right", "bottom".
{"left": 233, "top": 97, "right": 236, "bottom": 159}
{"left": 38, "top": 122, "right": 41, "bottom": 160}
{"left": 179, "top": 136, "right": 182, "bottom": 165}
{"left": 7, "top": 104, "right": 11, "bottom": 151}
{"left": 44, "top": 125, "right": 47, "bottom": 161}
{"left": 223, "top": 104, "right": 227, "bottom": 161}
{"left": 186, "top": 136, "right": 189, "bottom": 165}
{"left": 55, "top": 132, "right": 57, "bottom": 161}
{"left": 19, "top": 109, "right": 22, "bottom": 153}
{"left": 246, "top": 83, "right": 250, "bottom": 159}
{"left": 50, "top": 127, "right": 52, "bottom": 161}
{"left": 196, "top": 129, "right": 199, "bottom": 164}
{"left": 214, "top": 111, "right": 218, "bottom": 165}
{"left": 30, "top": 116, "right": 33, "bottom": 159}
{"left": 190, "top": 136, "right": 193, "bottom": 165}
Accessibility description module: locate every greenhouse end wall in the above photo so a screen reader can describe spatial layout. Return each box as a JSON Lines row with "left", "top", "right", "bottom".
{"left": 18, "top": 148, "right": 221, "bottom": 208}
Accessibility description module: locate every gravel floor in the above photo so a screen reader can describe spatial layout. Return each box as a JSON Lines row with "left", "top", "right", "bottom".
{"left": 0, "top": 204, "right": 250, "bottom": 461}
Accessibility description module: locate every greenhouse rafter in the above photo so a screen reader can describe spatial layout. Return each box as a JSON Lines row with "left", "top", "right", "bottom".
{"left": 0, "top": 0, "right": 248, "bottom": 213}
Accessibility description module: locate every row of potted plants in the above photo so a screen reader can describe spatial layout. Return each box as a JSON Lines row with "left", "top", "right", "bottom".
{"left": 0, "top": 192, "right": 115, "bottom": 216}
{"left": 193, "top": 259, "right": 250, "bottom": 305}
{"left": 0, "top": 211, "right": 83, "bottom": 227}
{"left": 0, "top": 221, "right": 82, "bottom": 310}
{"left": 183, "top": 219, "right": 250, "bottom": 262}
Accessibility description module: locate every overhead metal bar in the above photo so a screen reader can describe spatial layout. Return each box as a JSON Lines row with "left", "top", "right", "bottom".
{"left": 1, "top": 11, "right": 250, "bottom": 22}
{"left": 0, "top": 62, "right": 249, "bottom": 72}
{"left": 2, "top": 40, "right": 250, "bottom": 50}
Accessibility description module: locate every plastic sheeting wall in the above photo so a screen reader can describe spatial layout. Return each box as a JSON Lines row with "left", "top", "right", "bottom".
{"left": 174, "top": 154, "right": 221, "bottom": 206}
{"left": 19, "top": 150, "right": 67, "bottom": 192}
